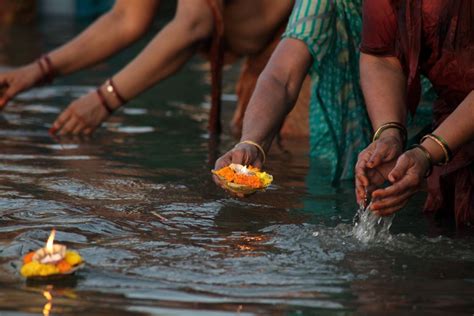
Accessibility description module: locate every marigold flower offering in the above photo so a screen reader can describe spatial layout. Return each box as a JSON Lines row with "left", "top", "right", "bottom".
{"left": 212, "top": 163, "right": 273, "bottom": 194}
{"left": 21, "top": 229, "right": 84, "bottom": 279}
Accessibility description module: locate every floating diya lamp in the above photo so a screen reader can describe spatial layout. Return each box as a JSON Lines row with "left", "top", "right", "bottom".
{"left": 21, "top": 229, "right": 84, "bottom": 279}
{"left": 212, "top": 163, "right": 273, "bottom": 195}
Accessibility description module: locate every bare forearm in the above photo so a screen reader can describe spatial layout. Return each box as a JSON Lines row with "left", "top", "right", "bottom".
{"left": 49, "top": 1, "right": 158, "bottom": 75}
{"left": 421, "top": 91, "right": 474, "bottom": 163}
{"left": 112, "top": 19, "right": 205, "bottom": 101}
{"left": 240, "top": 38, "right": 312, "bottom": 152}
{"left": 360, "top": 53, "right": 407, "bottom": 130}
{"left": 240, "top": 73, "right": 294, "bottom": 151}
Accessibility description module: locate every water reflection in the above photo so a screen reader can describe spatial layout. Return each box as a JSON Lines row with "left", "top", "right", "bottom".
{"left": 0, "top": 19, "right": 473, "bottom": 316}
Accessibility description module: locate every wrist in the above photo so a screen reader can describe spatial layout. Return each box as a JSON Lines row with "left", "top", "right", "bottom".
{"left": 373, "top": 122, "right": 407, "bottom": 148}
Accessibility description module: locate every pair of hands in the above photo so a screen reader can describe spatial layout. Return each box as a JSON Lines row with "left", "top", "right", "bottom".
{"left": 355, "top": 134, "right": 431, "bottom": 216}
{"left": 0, "top": 64, "right": 110, "bottom": 136}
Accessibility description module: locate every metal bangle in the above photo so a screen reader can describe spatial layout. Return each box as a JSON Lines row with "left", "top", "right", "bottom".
{"left": 420, "top": 134, "right": 452, "bottom": 165}
{"left": 372, "top": 122, "right": 407, "bottom": 148}
{"left": 411, "top": 144, "right": 433, "bottom": 178}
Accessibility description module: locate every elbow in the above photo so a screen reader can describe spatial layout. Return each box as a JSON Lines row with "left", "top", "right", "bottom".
{"left": 257, "top": 69, "right": 297, "bottom": 114}
{"left": 173, "top": 15, "right": 213, "bottom": 43}
{"left": 108, "top": 8, "right": 153, "bottom": 42}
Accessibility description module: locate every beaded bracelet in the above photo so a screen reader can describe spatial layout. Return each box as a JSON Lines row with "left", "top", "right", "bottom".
{"left": 235, "top": 140, "right": 266, "bottom": 164}
{"left": 420, "top": 133, "right": 452, "bottom": 165}
{"left": 372, "top": 122, "right": 407, "bottom": 148}
{"left": 104, "top": 78, "right": 126, "bottom": 105}
{"left": 411, "top": 144, "right": 433, "bottom": 177}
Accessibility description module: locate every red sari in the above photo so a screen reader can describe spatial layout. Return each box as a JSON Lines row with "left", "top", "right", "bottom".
{"left": 360, "top": 0, "right": 474, "bottom": 227}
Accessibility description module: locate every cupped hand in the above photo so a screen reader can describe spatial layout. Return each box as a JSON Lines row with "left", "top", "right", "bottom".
{"left": 50, "top": 91, "right": 110, "bottom": 136}
{"left": 0, "top": 63, "right": 44, "bottom": 108}
{"left": 355, "top": 135, "right": 404, "bottom": 205}
{"left": 370, "top": 147, "right": 430, "bottom": 216}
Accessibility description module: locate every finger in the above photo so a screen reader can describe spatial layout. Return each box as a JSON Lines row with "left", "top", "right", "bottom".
{"left": 372, "top": 201, "right": 407, "bottom": 217}
{"left": 355, "top": 176, "right": 368, "bottom": 205}
{"left": 214, "top": 153, "right": 232, "bottom": 170}
{"left": 52, "top": 109, "right": 73, "bottom": 131}
{"left": 371, "top": 174, "right": 417, "bottom": 199}
{"left": 58, "top": 116, "right": 80, "bottom": 136}
{"left": 388, "top": 155, "right": 411, "bottom": 182}
{"left": 72, "top": 121, "right": 86, "bottom": 135}
{"left": 371, "top": 190, "right": 412, "bottom": 212}
{"left": 0, "top": 89, "right": 13, "bottom": 109}
{"left": 355, "top": 152, "right": 371, "bottom": 186}
{"left": 83, "top": 127, "right": 94, "bottom": 136}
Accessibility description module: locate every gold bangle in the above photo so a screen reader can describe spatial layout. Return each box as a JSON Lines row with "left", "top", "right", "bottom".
{"left": 372, "top": 122, "right": 407, "bottom": 147}
{"left": 420, "top": 134, "right": 452, "bottom": 165}
{"left": 235, "top": 140, "right": 266, "bottom": 164}
{"left": 410, "top": 144, "right": 433, "bottom": 177}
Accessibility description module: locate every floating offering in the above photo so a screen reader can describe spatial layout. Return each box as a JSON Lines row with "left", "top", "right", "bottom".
{"left": 21, "top": 229, "right": 84, "bottom": 279}
{"left": 212, "top": 163, "right": 273, "bottom": 195}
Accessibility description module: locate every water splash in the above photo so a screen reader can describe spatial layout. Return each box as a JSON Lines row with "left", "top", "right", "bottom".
{"left": 352, "top": 203, "right": 394, "bottom": 244}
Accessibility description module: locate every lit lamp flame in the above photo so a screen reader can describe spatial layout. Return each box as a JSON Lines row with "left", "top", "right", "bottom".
{"left": 45, "top": 229, "right": 56, "bottom": 254}
{"left": 42, "top": 291, "right": 53, "bottom": 316}
{"left": 32, "top": 229, "right": 66, "bottom": 264}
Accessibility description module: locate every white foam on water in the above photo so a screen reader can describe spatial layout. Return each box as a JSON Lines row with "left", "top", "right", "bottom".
{"left": 352, "top": 203, "right": 394, "bottom": 244}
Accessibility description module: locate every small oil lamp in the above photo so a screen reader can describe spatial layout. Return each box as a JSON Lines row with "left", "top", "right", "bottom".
{"left": 32, "top": 229, "right": 66, "bottom": 264}
{"left": 21, "top": 229, "right": 84, "bottom": 279}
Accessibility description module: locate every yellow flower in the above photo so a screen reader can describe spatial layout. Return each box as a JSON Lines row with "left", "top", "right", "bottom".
{"left": 65, "top": 251, "right": 83, "bottom": 266}
{"left": 20, "top": 262, "right": 59, "bottom": 277}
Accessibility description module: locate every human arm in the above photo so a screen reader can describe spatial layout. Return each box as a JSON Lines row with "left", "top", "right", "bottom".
{"left": 355, "top": 53, "right": 408, "bottom": 204}
{"left": 0, "top": 0, "right": 159, "bottom": 108}
{"left": 51, "top": 0, "right": 216, "bottom": 135}
{"left": 214, "top": 38, "right": 312, "bottom": 169}
{"left": 371, "top": 91, "right": 474, "bottom": 215}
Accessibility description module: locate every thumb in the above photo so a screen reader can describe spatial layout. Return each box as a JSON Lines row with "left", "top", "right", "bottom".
{"left": 388, "top": 155, "right": 410, "bottom": 183}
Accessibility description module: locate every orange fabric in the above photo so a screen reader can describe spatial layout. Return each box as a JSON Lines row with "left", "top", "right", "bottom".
{"left": 204, "top": 0, "right": 224, "bottom": 135}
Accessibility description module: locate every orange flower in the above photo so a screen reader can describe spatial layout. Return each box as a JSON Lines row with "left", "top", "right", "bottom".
{"left": 56, "top": 260, "right": 72, "bottom": 273}
{"left": 234, "top": 174, "right": 262, "bottom": 188}
{"left": 23, "top": 252, "right": 35, "bottom": 264}
{"left": 214, "top": 166, "right": 235, "bottom": 182}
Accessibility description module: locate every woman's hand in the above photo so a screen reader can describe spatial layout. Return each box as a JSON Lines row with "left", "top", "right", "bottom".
{"left": 0, "top": 63, "right": 44, "bottom": 108}
{"left": 369, "top": 147, "right": 430, "bottom": 216}
{"left": 214, "top": 143, "right": 264, "bottom": 170}
{"left": 213, "top": 143, "right": 264, "bottom": 194}
{"left": 355, "top": 133, "right": 404, "bottom": 205}
{"left": 50, "top": 91, "right": 110, "bottom": 136}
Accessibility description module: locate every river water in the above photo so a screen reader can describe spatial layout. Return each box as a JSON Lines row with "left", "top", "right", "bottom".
{"left": 0, "top": 11, "right": 473, "bottom": 316}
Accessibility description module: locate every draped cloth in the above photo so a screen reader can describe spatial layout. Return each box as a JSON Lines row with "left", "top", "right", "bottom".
{"left": 361, "top": 0, "right": 474, "bottom": 227}
{"left": 204, "top": 0, "right": 309, "bottom": 138}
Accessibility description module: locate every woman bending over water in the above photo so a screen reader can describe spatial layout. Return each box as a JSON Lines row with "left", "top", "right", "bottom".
{"left": 355, "top": 0, "right": 474, "bottom": 227}
{"left": 0, "top": 0, "right": 308, "bottom": 137}
{"left": 215, "top": 0, "right": 371, "bottom": 182}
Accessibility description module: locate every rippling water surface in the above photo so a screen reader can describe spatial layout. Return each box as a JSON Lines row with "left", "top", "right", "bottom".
{"left": 1, "top": 15, "right": 474, "bottom": 316}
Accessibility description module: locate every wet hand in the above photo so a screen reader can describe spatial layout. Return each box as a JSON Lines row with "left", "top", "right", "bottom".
{"left": 50, "top": 91, "right": 110, "bottom": 136}
{"left": 355, "top": 135, "right": 403, "bottom": 205}
{"left": 370, "top": 147, "right": 429, "bottom": 216}
{"left": 0, "top": 63, "right": 44, "bottom": 109}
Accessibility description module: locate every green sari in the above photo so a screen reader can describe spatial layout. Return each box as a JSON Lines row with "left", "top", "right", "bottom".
{"left": 283, "top": 0, "right": 370, "bottom": 181}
